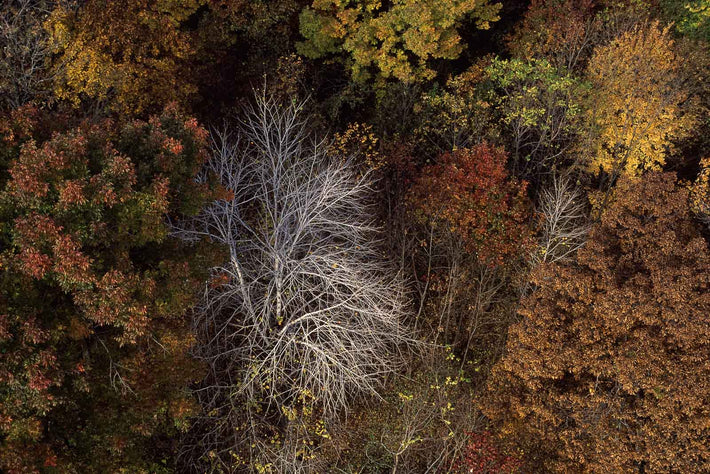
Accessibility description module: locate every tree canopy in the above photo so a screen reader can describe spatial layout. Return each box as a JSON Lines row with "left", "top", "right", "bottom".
{"left": 1, "top": 0, "right": 709, "bottom": 471}
{"left": 483, "top": 172, "right": 710, "bottom": 472}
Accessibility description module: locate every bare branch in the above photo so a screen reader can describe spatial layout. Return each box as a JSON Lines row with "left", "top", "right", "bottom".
{"left": 531, "top": 175, "right": 591, "bottom": 265}
{"left": 0, "top": 0, "right": 61, "bottom": 109}
{"left": 174, "top": 92, "right": 413, "bottom": 472}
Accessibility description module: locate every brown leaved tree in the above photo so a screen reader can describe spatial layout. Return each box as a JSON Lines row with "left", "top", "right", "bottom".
{"left": 482, "top": 172, "right": 710, "bottom": 472}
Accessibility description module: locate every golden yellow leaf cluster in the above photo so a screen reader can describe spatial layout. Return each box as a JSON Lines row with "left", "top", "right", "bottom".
{"left": 585, "top": 22, "right": 696, "bottom": 176}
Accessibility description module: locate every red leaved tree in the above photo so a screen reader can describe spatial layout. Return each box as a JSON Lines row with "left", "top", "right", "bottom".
{"left": 407, "top": 143, "right": 532, "bottom": 268}
{"left": 450, "top": 431, "right": 522, "bottom": 474}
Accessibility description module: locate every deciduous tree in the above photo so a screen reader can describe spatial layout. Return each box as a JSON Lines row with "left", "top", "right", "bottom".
{"left": 0, "top": 0, "right": 57, "bottom": 110}
{"left": 690, "top": 156, "right": 710, "bottom": 228}
{"left": 398, "top": 143, "right": 532, "bottom": 367}
{"left": 506, "top": 0, "right": 600, "bottom": 71}
{"left": 482, "top": 58, "right": 587, "bottom": 179}
{"left": 585, "top": 22, "right": 696, "bottom": 176}
{"left": 46, "top": 0, "right": 203, "bottom": 115}
{"left": 174, "top": 93, "right": 411, "bottom": 472}
{"left": 413, "top": 59, "right": 496, "bottom": 157}
{"left": 0, "top": 105, "right": 218, "bottom": 472}
{"left": 531, "top": 175, "right": 590, "bottom": 265}
{"left": 407, "top": 144, "right": 532, "bottom": 268}
{"left": 297, "top": 0, "right": 501, "bottom": 84}
{"left": 660, "top": 0, "right": 710, "bottom": 41}
{"left": 450, "top": 431, "right": 522, "bottom": 474}
{"left": 482, "top": 172, "right": 710, "bottom": 472}
{"left": 506, "top": 0, "right": 653, "bottom": 72}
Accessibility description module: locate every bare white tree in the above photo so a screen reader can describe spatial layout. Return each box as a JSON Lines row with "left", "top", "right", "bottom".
{"left": 175, "top": 92, "right": 412, "bottom": 472}
{"left": 531, "top": 174, "right": 591, "bottom": 265}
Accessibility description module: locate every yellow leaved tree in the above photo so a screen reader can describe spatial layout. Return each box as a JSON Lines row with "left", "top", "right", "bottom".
{"left": 46, "top": 0, "right": 204, "bottom": 115}
{"left": 297, "top": 0, "right": 501, "bottom": 84}
{"left": 584, "top": 22, "right": 696, "bottom": 176}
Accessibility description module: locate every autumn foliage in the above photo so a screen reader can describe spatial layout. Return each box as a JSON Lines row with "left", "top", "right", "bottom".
{"left": 0, "top": 106, "right": 219, "bottom": 472}
{"left": 408, "top": 144, "right": 532, "bottom": 267}
{"left": 1, "top": 0, "right": 710, "bottom": 471}
{"left": 482, "top": 173, "right": 710, "bottom": 472}
{"left": 506, "top": 0, "right": 600, "bottom": 71}
{"left": 47, "top": 0, "right": 203, "bottom": 115}
{"left": 585, "top": 22, "right": 696, "bottom": 176}
{"left": 690, "top": 157, "right": 710, "bottom": 226}
{"left": 297, "top": 0, "right": 501, "bottom": 83}
{"left": 450, "top": 431, "right": 522, "bottom": 474}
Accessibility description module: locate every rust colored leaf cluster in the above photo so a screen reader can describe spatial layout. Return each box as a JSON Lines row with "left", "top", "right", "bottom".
{"left": 408, "top": 143, "right": 533, "bottom": 267}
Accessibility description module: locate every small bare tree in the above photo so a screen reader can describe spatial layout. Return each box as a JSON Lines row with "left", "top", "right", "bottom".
{"left": 0, "top": 0, "right": 59, "bottom": 109}
{"left": 531, "top": 174, "right": 591, "bottom": 265}
{"left": 175, "top": 92, "right": 411, "bottom": 472}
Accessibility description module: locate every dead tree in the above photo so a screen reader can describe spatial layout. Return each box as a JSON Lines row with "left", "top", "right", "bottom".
{"left": 0, "top": 0, "right": 58, "bottom": 109}
{"left": 532, "top": 174, "right": 590, "bottom": 265}
{"left": 174, "top": 92, "right": 411, "bottom": 472}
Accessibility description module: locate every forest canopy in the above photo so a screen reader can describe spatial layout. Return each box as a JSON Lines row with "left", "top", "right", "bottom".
{"left": 0, "top": 0, "right": 708, "bottom": 473}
